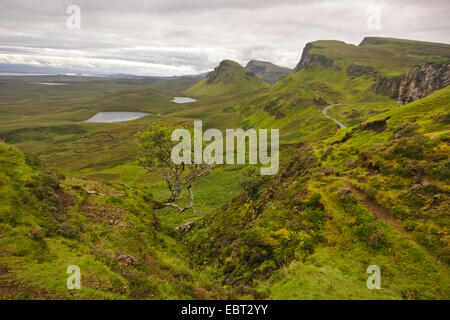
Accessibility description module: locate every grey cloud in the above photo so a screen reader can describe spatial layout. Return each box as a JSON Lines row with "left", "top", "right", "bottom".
{"left": 0, "top": 0, "right": 449, "bottom": 76}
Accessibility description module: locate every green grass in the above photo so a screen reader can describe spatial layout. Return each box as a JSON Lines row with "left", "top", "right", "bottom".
{"left": 326, "top": 102, "right": 397, "bottom": 128}
{"left": 308, "top": 38, "right": 450, "bottom": 76}
{"left": 0, "top": 142, "right": 231, "bottom": 299}
{"left": 0, "top": 37, "right": 449, "bottom": 300}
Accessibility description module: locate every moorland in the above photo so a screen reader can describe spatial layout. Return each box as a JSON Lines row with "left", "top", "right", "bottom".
{"left": 0, "top": 37, "right": 449, "bottom": 300}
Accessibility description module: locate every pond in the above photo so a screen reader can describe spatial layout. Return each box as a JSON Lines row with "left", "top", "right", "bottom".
{"left": 171, "top": 97, "right": 196, "bottom": 103}
{"left": 31, "top": 82, "right": 68, "bottom": 86}
{"left": 85, "top": 112, "right": 149, "bottom": 123}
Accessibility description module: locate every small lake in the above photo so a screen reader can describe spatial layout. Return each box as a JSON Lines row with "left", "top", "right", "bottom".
{"left": 31, "top": 82, "right": 68, "bottom": 86}
{"left": 171, "top": 97, "right": 196, "bottom": 103}
{"left": 85, "top": 112, "right": 149, "bottom": 123}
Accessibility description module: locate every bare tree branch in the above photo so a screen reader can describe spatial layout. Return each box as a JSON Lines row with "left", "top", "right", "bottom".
{"left": 136, "top": 122, "right": 215, "bottom": 214}
{"left": 162, "top": 185, "right": 194, "bottom": 212}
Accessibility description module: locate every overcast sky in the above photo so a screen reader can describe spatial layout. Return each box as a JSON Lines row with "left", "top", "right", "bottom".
{"left": 0, "top": 0, "right": 449, "bottom": 76}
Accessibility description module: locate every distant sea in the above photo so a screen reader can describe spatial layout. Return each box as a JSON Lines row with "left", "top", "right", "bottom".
{"left": 0, "top": 72, "right": 99, "bottom": 77}
{"left": 0, "top": 72, "right": 54, "bottom": 76}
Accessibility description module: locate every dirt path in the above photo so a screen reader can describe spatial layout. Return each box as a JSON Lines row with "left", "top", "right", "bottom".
{"left": 322, "top": 104, "right": 347, "bottom": 129}
{"left": 0, "top": 255, "right": 51, "bottom": 299}
{"left": 343, "top": 181, "right": 405, "bottom": 232}
{"left": 342, "top": 180, "right": 450, "bottom": 267}
{"left": 342, "top": 181, "right": 445, "bottom": 253}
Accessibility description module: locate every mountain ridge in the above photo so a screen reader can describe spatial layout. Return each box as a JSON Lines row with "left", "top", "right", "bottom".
{"left": 246, "top": 60, "right": 291, "bottom": 84}
{"left": 185, "top": 59, "right": 269, "bottom": 97}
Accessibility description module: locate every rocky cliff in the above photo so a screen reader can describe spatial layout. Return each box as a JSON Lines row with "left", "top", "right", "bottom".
{"left": 370, "top": 75, "right": 403, "bottom": 99}
{"left": 294, "top": 43, "right": 334, "bottom": 71}
{"left": 370, "top": 62, "right": 450, "bottom": 105}
{"left": 397, "top": 63, "right": 450, "bottom": 105}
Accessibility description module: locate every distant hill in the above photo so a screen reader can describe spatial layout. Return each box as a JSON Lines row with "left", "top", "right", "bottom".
{"left": 294, "top": 37, "right": 450, "bottom": 76}
{"left": 235, "top": 37, "right": 450, "bottom": 143}
{"left": 245, "top": 60, "right": 291, "bottom": 83}
{"left": 185, "top": 60, "right": 269, "bottom": 97}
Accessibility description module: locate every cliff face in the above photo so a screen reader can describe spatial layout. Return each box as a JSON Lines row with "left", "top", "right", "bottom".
{"left": 370, "top": 63, "right": 450, "bottom": 105}
{"left": 294, "top": 43, "right": 334, "bottom": 71}
{"left": 397, "top": 63, "right": 450, "bottom": 105}
{"left": 370, "top": 75, "right": 403, "bottom": 99}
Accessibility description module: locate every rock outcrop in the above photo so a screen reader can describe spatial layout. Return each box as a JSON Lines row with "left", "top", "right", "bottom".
{"left": 175, "top": 220, "right": 196, "bottom": 233}
{"left": 397, "top": 63, "right": 450, "bottom": 105}
{"left": 294, "top": 43, "right": 334, "bottom": 71}
{"left": 370, "top": 75, "right": 403, "bottom": 99}
{"left": 346, "top": 64, "right": 378, "bottom": 78}
{"left": 370, "top": 63, "right": 450, "bottom": 105}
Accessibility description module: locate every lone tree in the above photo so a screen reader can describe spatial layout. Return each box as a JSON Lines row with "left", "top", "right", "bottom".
{"left": 136, "top": 122, "right": 212, "bottom": 213}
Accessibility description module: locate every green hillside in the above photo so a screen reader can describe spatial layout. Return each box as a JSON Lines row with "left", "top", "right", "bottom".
{"left": 234, "top": 37, "right": 450, "bottom": 144}
{"left": 0, "top": 36, "right": 449, "bottom": 300}
{"left": 185, "top": 60, "right": 269, "bottom": 97}
{"left": 246, "top": 60, "right": 291, "bottom": 84}
{"left": 184, "top": 86, "right": 450, "bottom": 300}
{"left": 0, "top": 141, "right": 232, "bottom": 299}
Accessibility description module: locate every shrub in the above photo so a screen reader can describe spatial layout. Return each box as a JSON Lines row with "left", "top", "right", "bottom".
{"left": 56, "top": 222, "right": 79, "bottom": 239}
{"left": 355, "top": 223, "right": 390, "bottom": 249}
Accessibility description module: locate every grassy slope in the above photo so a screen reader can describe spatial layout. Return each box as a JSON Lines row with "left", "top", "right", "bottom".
{"left": 0, "top": 37, "right": 448, "bottom": 300}
{"left": 325, "top": 102, "right": 396, "bottom": 128}
{"left": 309, "top": 37, "right": 450, "bottom": 76}
{"left": 0, "top": 142, "right": 231, "bottom": 299}
{"left": 181, "top": 39, "right": 450, "bottom": 299}
{"left": 184, "top": 87, "right": 450, "bottom": 299}
{"left": 234, "top": 38, "right": 450, "bottom": 145}
{"left": 319, "top": 86, "right": 450, "bottom": 263}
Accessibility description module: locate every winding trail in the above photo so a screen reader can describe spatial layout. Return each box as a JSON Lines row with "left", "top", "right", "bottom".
{"left": 322, "top": 104, "right": 347, "bottom": 129}
{"left": 342, "top": 181, "right": 403, "bottom": 232}
{"left": 341, "top": 179, "right": 441, "bottom": 261}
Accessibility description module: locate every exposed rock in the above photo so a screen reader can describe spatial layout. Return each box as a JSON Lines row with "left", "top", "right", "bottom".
{"left": 370, "top": 63, "right": 450, "bottom": 105}
{"left": 175, "top": 220, "right": 196, "bottom": 233}
{"left": 347, "top": 64, "right": 378, "bottom": 78}
{"left": 397, "top": 63, "right": 450, "bottom": 105}
{"left": 360, "top": 116, "right": 391, "bottom": 133}
{"left": 370, "top": 75, "right": 403, "bottom": 99}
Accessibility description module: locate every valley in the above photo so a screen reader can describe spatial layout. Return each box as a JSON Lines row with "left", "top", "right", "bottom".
{"left": 0, "top": 37, "right": 449, "bottom": 300}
